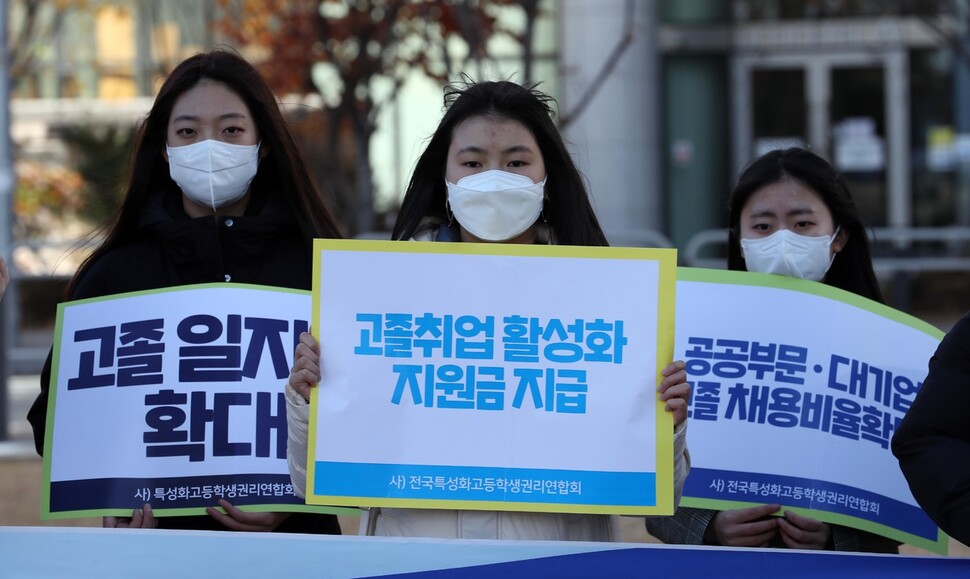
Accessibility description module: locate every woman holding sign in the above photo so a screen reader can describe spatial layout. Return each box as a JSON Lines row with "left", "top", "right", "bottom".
{"left": 27, "top": 50, "right": 343, "bottom": 534}
{"left": 647, "top": 147, "right": 898, "bottom": 552}
{"left": 286, "top": 80, "right": 691, "bottom": 540}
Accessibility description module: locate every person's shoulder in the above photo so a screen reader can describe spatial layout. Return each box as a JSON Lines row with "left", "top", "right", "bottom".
{"left": 947, "top": 311, "right": 970, "bottom": 337}
{"left": 412, "top": 228, "right": 434, "bottom": 242}
{"left": 930, "top": 311, "right": 970, "bottom": 371}
{"left": 71, "top": 240, "right": 165, "bottom": 300}
{"left": 411, "top": 218, "right": 456, "bottom": 242}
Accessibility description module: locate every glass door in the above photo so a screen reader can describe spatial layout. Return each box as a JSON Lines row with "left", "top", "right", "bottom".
{"left": 733, "top": 51, "right": 910, "bottom": 228}
{"left": 751, "top": 68, "right": 807, "bottom": 156}
{"left": 830, "top": 66, "right": 888, "bottom": 226}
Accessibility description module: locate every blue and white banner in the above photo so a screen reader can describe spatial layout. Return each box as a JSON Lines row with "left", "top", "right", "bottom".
{"left": 3, "top": 528, "right": 969, "bottom": 578}
{"left": 675, "top": 267, "right": 946, "bottom": 553}
{"left": 307, "top": 239, "right": 679, "bottom": 515}
{"left": 42, "top": 284, "right": 347, "bottom": 519}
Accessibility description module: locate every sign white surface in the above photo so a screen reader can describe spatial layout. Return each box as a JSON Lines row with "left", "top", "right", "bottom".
{"left": 308, "top": 240, "right": 678, "bottom": 514}
{"left": 43, "top": 284, "right": 330, "bottom": 518}
{"left": 675, "top": 268, "right": 945, "bottom": 552}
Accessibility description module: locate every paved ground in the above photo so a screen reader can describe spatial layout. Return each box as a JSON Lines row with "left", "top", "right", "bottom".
{"left": 0, "top": 375, "right": 98, "bottom": 527}
{"left": 2, "top": 374, "right": 39, "bottom": 450}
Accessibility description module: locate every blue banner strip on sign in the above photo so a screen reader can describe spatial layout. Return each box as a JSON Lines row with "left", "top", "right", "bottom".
{"left": 314, "top": 461, "right": 655, "bottom": 506}
{"left": 50, "top": 474, "right": 302, "bottom": 512}
{"left": 685, "top": 467, "right": 937, "bottom": 540}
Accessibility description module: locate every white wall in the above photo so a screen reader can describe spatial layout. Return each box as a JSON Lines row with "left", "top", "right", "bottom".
{"left": 559, "top": 0, "right": 666, "bottom": 247}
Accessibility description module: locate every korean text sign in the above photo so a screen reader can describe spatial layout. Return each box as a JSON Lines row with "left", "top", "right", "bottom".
{"left": 676, "top": 267, "right": 946, "bottom": 554}
{"left": 42, "top": 284, "right": 344, "bottom": 519}
{"left": 307, "top": 239, "right": 678, "bottom": 515}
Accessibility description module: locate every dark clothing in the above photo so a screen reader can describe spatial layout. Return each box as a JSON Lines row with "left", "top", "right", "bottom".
{"left": 27, "top": 191, "right": 340, "bottom": 535}
{"left": 646, "top": 507, "right": 899, "bottom": 553}
{"left": 893, "top": 311, "right": 970, "bottom": 547}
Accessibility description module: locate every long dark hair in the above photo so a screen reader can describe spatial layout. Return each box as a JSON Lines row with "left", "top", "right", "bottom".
{"left": 727, "top": 147, "right": 883, "bottom": 302}
{"left": 68, "top": 49, "right": 343, "bottom": 295}
{"left": 391, "top": 80, "right": 608, "bottom": 246}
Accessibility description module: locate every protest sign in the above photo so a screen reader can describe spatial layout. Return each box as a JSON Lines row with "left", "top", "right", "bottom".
{"left": 306, "top": 239, "right": 678, "bottom": 515}
{"left": 42, "top": 284, "right": 347, "bottom": 519}
{"left": 676, "top": 267, "right": 946, "bottom": 554}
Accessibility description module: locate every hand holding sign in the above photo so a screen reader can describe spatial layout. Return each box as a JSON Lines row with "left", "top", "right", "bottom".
{"left": 103, "top": 503, "right": 157, "bottom": 529}
{"left": 0, "top": 256, "right": 8, "bottom": 302}
{"left": 205, "top": 499, "right": 293, "bottom": 532}
{"left": 706, "top": 504, "right": 780, "bottom": 547}
{"left": 289, "top": 332, "right": 321, "bottom": 402}
{"left": 777, "top": 509, "right": 832, "bottom": 550}
{"left": 659, "top": 360, "right": 690, "bottom": 428}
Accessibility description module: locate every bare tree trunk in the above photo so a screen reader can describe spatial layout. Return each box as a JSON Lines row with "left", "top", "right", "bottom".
{"left": 323, "top": 107, "right": 352, "bottom": 227}
{"left": 352, "top": 111, "right": 375, "bottom": 237}
{"left": 519, "top": 0, "right": 540, "bottom": 85}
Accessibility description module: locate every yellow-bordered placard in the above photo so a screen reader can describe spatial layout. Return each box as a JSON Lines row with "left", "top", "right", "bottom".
{"left": 307, "top": 239, "right": 677, "bottom": 515}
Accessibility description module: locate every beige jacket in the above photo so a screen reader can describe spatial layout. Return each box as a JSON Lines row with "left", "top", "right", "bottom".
{"left": 286, "top": 382, "right": 690, "bottom": 541}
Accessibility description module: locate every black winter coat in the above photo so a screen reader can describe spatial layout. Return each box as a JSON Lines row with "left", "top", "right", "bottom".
{"left": 893, "top": 311, "right": 970, "bottom": 547}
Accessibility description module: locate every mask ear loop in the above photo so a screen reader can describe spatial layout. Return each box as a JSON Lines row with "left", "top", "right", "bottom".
{"left": 827, "top": 226, "right": 843, "bottom": 273}
{"left": 541, "top": 197, "right": 552, "bottom": 244}
{"left": 442, "top": 178, "right": 455, "bottom": 227}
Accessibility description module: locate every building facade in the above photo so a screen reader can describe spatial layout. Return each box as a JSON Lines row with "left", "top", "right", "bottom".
{"left": 657, "top": 1, "right": 967, "bottom": 249}
{"left": 6, "top": 0, "right": 969, "bottom": 374}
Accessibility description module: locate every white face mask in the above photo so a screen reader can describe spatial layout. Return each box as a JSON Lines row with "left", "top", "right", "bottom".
{"left": 740, "top": 227, "right": 840, "bottom": 282}
{"left": 445, "top": 170, "right": 545, "bottom": 242}
{"left": 167, "top": 139, "right": 260, "bottom": 211}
